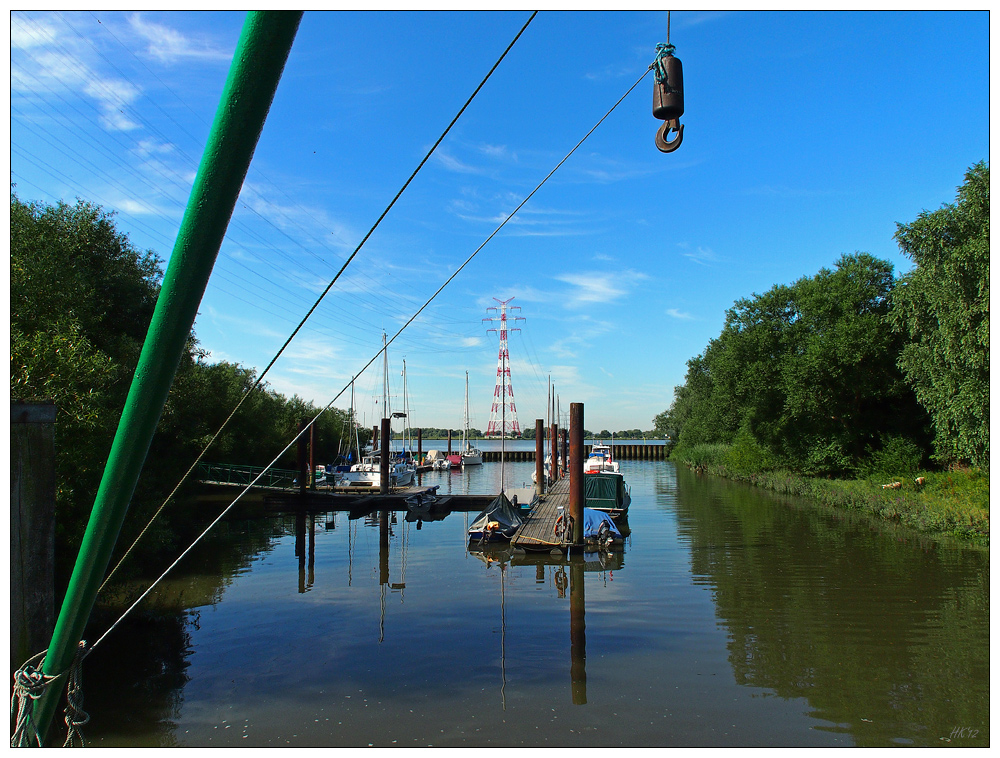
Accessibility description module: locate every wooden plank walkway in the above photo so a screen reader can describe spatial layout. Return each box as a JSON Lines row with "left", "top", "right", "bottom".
{"left": 511, "top": 478, "right": 570, "bottom": 553}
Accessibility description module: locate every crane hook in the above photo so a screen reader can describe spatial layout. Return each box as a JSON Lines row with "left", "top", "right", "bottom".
{"left": 651, "top": 42, "right": 684, "bottom": 154}
{"left": 655, "top": 118, "right": 684, "bottom": 153}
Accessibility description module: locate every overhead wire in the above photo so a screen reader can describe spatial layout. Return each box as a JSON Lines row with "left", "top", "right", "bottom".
{"left": 96, "top": 10, "right": 539, "bottom": 593}
{"left": 87, "top": 58, "right": 654, "bottom": 654}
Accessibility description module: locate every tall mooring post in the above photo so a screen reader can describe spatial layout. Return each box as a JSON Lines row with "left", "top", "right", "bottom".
{"left": 569, "top": 403, "right": 585, "bottom": 548}
{"left": 297, "top": 419, "right": 308, "bottom": 495}
{"left": 550, "top": 422, "right": 558, "bottom": 481}
{"left": 417, "top": 428, "right": 423, "bottom": 465}
{"left": 535, "top": 419, "right": 545, "bottom": 494}
{"left": 447, "top": 430, "right": 452, "bottom": 456}
{"left": 380, "top": 417, "right": 391, "bottom": 495}
{"left": 561, "top": 429, "right": 568, "bottom": 481}
{"left": 11, "top": 402, "right": 56, "bottom": 676}
{"left": 309, "top": 423, "right": 315, "bottom": 490}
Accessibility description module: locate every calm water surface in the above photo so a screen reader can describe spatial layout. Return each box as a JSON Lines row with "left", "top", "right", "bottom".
{"left": 83, "top": 459, "right": 989, "bottom": 747}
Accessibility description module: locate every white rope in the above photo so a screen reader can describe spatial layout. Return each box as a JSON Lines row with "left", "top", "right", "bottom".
{"left": 10, "top": 642, "right": 89, "bottom": 748}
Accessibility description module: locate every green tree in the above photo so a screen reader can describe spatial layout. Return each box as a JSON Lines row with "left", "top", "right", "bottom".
{"left": 891, "top": 162, "right": 990, "bottom": 470}
{"left": 662, "top": 253, "right": 928, "bottom": 476}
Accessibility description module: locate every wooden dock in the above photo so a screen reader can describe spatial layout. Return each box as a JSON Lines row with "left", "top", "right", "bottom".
{"left": 511, "top": 478, "right": 570, "bottom": 554}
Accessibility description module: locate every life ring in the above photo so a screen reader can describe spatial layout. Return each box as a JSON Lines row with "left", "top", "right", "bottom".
{"left": 554, "top": 514, "right": 573, "bottom": 538}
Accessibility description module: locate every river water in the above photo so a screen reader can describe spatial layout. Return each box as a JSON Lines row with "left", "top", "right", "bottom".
{"left": 81, "top": 454, "right": 989, "bottom": 747}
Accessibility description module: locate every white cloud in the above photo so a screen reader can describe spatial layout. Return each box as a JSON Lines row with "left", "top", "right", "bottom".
{"left": 127, "top": 13, "right": 231, "bottom": 64}
{"left": 666, "top": 308, "right": 694, "bottom": 320}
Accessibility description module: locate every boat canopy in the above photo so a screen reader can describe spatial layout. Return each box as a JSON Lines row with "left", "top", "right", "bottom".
{"left": 585, "top": 473, "right": 626, "bottom": 509}
{"left": 469, "top": 492, "right": 524, "bottom": 536}
{"left": 582, "top": 508, "right": 623, "bottom": 540}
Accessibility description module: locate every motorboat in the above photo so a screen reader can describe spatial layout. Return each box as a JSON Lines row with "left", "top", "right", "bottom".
{"left": 584, "top": 442, "right": 620, "bottom": 474}
{"left": 584, "top": 470, "right": 630, "bottom": 519}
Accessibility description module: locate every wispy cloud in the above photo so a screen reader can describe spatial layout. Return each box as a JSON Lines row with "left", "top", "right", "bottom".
{"left": 666, "top": 308, "right": 695, "bottom": 320}
{"left": 555, "top": 267, "right": 649, "bottom": 309}
{"left": 434, "top": 151, "right": 488, "bottom": 175}
{"left": 127, "top": 13, "right": 232, "bottom": 64}
{"left": 680, "top": 245, "right": 720, "bottom": 266}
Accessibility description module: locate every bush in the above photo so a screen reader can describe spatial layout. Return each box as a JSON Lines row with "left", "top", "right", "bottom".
{"left": 858, "top": 435, "right": 925, "bottom": 480}
{"left": 722, "top": 425, "right": 774, "bottom": 474}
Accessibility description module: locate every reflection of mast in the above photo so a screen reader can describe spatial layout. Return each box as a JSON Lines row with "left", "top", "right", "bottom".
{"left": 500, "top": 560, "right": 507, "bottom": 711}
{"left": 379, "top": 509, "right": 389, "bottom": 643}
{"left": 569, "top": 557, "right": 587, "bottom": 705}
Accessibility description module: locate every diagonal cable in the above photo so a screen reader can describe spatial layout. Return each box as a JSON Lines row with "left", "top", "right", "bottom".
{"left": 85, "top": 62, "right": 653, "bottom": 654}
{"left": 98, "top": 11, "right": 538, "bottom": 593}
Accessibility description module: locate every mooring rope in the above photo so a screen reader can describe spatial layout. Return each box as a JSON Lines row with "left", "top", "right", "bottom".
{"left": 10, "top": 642, "right": 89, "bottom": 748}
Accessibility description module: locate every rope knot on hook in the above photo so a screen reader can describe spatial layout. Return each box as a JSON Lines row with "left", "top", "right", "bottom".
{"left": 652, "top": 42, "right": 677, "bottom": 85}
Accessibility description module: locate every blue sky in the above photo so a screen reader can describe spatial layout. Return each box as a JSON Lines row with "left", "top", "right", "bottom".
{"left": 9, "top": 10, "right": 990, "bottom": 434}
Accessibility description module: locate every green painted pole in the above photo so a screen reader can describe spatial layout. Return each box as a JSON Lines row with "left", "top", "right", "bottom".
{"left": 33, "top": 11, "right": 302, "bottom": 744}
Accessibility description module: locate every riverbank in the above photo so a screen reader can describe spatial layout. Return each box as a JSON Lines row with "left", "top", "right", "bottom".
{"left": 671, "top": 444, "right": 989, "bottom": 545}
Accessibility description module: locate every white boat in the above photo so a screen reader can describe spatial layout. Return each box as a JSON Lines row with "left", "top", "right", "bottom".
{"left": 424, "top": 450, "right": 452, "bottom": 470}
{"left": 336, "top": 453, "right": 414, "bottom": 488}
{"left": 335, "top": 335, "right": 415, "bottom": 490}
{"left": 584, "top": 442, "right": 620, "bottom": 474}
{"left": 460, "top": 370, "right": 483, "bottom": 466}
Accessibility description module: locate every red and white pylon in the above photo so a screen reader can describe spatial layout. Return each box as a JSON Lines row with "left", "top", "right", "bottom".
{"left": 483, "top": 297, "right": 524, "bottom": 438}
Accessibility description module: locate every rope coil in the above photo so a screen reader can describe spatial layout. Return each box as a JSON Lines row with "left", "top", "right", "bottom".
{"left": 10, "top": 643, "right": 89, "bottom": 748}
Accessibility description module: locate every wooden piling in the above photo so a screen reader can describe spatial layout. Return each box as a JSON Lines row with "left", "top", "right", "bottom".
{"left": 297, "top": 419, "right": 308, "bottom": 495}
{"left": 569, "top": 403, "right": 584, "bottom": 547}
{"left": 11, "top": 402, "right": 56, "bottom": 675}
{"left": 535, "top": 419, "right": 544, "bottom": 494}
{"left": 380, "top": 418, "right": 390, "bottom": 495}
{"left": 417, "top": 428, "right": 422, "bottom": 464}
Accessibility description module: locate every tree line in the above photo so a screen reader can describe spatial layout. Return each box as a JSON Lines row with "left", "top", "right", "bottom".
{"left": 11, "top": 193, "right": 367, "bottom": 577}
{"left": 654, "top": 162, "right": 989, "bottom": 477}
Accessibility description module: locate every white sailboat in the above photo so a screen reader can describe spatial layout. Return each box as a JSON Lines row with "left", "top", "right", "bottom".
{"left": 461, "top": 371, "right": 483, "bottom": 466}
{"left": 336, "top": 335, "right": 414, "bottom": 489}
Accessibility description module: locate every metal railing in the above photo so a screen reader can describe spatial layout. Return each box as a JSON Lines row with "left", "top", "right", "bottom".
{"left": 196, "top": 462, "right": 299, "bottom": 490}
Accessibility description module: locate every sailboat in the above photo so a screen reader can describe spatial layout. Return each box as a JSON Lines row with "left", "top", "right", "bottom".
{"left": 461, "top": 371, "right": 483, "bottom": 466}
{"left": 336, "top": 336, "right": 415, "bottom": 489}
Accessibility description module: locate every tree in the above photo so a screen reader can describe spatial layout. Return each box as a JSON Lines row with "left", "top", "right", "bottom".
{"left": 661, "top": 253, "right": 929, "bottom": 476}
{"left": 891, "top": 162, "right": 990, "bottom": 470}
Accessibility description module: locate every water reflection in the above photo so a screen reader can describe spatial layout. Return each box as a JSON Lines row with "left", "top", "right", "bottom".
{"left": 467, "top": 545, "right": 626, "bottom": 709}
{"left": 666, "top": 465, "right": 990, "bottom": 746}
{"left": 82, "top": 463, "right": 987, "bottom": 748}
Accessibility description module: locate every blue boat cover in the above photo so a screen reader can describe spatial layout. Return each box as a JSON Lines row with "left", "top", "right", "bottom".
{"left": 582, "top": 508, "right": 622, "bottom": 540}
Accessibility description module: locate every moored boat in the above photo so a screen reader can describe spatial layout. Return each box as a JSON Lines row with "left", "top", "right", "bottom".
{"left": 468, "top": 492, "right": 523, "bottom": 544}
{"left": 584, "top": 442, "right": 620, "bottom": 474}
{"left": 584, "top": 470, "right": 631, "bottom": 519}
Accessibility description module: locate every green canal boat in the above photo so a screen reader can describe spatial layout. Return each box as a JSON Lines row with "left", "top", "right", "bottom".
{"left": 585, "top": 471, "right": 630, "bottom": 519}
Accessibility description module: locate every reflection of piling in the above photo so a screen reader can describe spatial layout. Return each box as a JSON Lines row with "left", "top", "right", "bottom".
{"left": 308, "top": 513, "right": 315, "bottom": 588}
{"left": 379, "top": 509, "right": 389, "bottom": 586}
{"left": 380, "top": 417, "right": 390, "bottom": 495}
{"left": 569, "top": 558, "right": 587, "bottom": 705}
{"left": 295, "top": 511, "right": 306, "bottom": 593}
{"left": 535, "top": 419, "right": 545, "bottom": 494}
{"left": 569, "top": 404, "right": 584, "bottom": 548}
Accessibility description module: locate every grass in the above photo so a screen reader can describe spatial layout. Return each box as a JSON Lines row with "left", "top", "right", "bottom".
{"left": 671, "top": 443, "right": 989, "bottom": 545}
